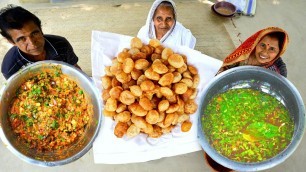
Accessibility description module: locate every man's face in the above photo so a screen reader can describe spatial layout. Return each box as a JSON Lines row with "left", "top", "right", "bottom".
{"left": 8, "top": 21, "right": 45, "bottom": 56}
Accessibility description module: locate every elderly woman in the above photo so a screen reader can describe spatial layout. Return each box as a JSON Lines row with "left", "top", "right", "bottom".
{"left": 217, "top": 27, "right": 289, "bottom": 77}
{"left": 137, "top": 0, "right": 196, "bottom": 49}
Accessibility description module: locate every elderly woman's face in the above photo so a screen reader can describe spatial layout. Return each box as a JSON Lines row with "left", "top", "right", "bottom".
{"left": 254, "top": 35, "right": 280, "bottom": 64}
{"left": 153, "top": 5, "right": 175, "bottom": 40}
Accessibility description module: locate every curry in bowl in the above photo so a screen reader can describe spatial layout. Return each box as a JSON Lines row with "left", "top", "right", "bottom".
{"left": 9, "top": 65, "right": 92, "bottom": 152}
{"left": 0, "top": 61, "right": 102, "bottom": 166}
{"left": 202, "top": 88, "right": 294, "bottom": 163}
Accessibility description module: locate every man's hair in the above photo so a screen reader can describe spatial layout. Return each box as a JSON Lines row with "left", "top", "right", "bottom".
{"left": 0, "top": 4, "right": 42, "bottom": 42}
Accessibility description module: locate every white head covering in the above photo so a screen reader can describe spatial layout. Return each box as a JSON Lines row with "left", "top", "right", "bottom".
{"left": 137, "top": 0, "right": 196, "bottom": 49}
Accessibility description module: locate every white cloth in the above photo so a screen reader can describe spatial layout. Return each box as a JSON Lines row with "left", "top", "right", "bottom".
{"left": 225, "top": 0, "right": 246, "bottom": 12}
{"left": 91, "top": 31, "right": 222, "bottom": 164}
{"left": 137, "top": 0, "right": 196, "bottom": 49}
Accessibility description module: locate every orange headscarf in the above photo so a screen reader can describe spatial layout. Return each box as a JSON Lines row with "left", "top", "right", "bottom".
{"left": 218, "top": 27, "right": 289, "bottom": 74}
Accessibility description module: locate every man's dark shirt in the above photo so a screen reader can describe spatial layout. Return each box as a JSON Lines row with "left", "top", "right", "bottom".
{"left": 1, "top": 34, "right": 78, "bottom": 79}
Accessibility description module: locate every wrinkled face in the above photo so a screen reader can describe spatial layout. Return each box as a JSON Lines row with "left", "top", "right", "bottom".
{"left": 7, "top": 21, "right": 45, "bottom": 56}
{"left": 254, "top": 35, "right": 280, "bottom": 64}
{"left": 153, "top": 5, "right": 175, "bottom": 39}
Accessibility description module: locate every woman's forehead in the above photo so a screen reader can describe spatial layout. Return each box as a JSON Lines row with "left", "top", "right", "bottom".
{"left": 260, "top": 35, "right": 279, "bottom": 44}
{"left": 154, "top": 4, "right": 174, "bottom": 17}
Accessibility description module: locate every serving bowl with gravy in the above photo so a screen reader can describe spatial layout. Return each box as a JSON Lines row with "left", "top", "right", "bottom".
{"left": 198, "top": 66, "right": 305, "bottom": 171}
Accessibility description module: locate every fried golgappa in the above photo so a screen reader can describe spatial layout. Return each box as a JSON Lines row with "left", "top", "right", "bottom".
{"left": 128, "top": 47, "right": 140, "bottom": 56}
{"left": 158, "top": 73, "right": 174, "bottom": 86}
{"left": 142, "top": 123, "right": 154, "bottom": 134}
{"left": 154, "top": 45, "right": 164, "bottom": 54}
{"left": 164, "top": 113, "right": 176, "bottom": 128}
{"left": 180, "top": 78, "right": 193, "bottom": 88}
{"left": 172, "top": 72, "right": 182, "bottom": 83}
{"left": 181, "top": 88, "right": 194, "bottom": 102}
{"left": 114, "top": 122, "right": 129, "bottom": 138}
{"left": 129, "top": 85, "right": 143, "bottom": 97}
{"left": 152, "top": 59, "right": 168, "bottom": 74}
{"left": 119, "top": 90, "right": 135, "bottom": 105}
{"left": 173, "top": 82, "right": 188, "bottom": 94}
{"left": 165, "top": 104, "right": 180, "bottom": 113}
{"left": 132, "top": 52, "right": 147, "bottom": 61}
{"left": 149, "top": 39, "right": 161, "bottom": 48}
{"left": 134, "top": 59, "right": 150, "bottom": 70}
{"left": 151, "top": 53, "right": 161, "bottom": 62}
{"left": 104, "top": 66, "right": 113, "bottom": 77}
{"left": 129, "top": 103, "right": 148, "bottom": 117}
{"left": 160, "top": 87, "right": 174, "bottom": 97}
{"left": 130, "top": 37, "right": 143, "bottom": 49}
{"left": 188, "top": 65, "right": 198, "bottom": 75}
{"left": 192, "top": 74, "right": 200, "bottom": 88}
{"left": 101, "top": 75, "right": 112, "bottom": 89}
{"left": 117, "top": 51, "right": 131, "bottom": 63}
{"left": 114, "top": 111, "right": 131, "bottom": 123}
{"left": 109, "top": 86, "right": 123, "bottom": 99}
{"left": 148, "top": 125, "right": 163, "bottom": 138}
{"left": 161, "top": 47, "right": 173, "bottom": 60}
{"left": 101, "top": 37, "right": 201, "bottom": 138}
{"left": 105, "top": 97, "right": 117, "bottom": 112}
{"left": 146, "top": 110, "right": 159, "bottom": 124}
{"left": 127, "top": 124, "right": 141, "bottom": 138}
{"left": 140, "top": 80, "right": 155, "bottom": 91}
{"left": 116, "top": 72, "right": 131, "bottom": 84}
{"left": 184, "top": 99, "right": 198, "bottom": 114}
{"left": 131, "top": 69, "right": 142, "bottom": 80}
{"left": 116, "top": 103, "right": 127, "bottom": 113}
{"left": 139, "top": 96, "right": 154, "bottom": 111}
{"left": 158, "top": 99, "right": 170, "bottom": 112}
{"left": 140, "top": 45, "right": 153, "bottom": 56}
{"left": 131, "top": 115, "right": 147, "bottom": 129}
{"left": 168, "top": 54, "right": 184, "bottom": 68}
{"left": 102, "top": 88, "right": 111, "bottom": 101}
{"left": 177, "top": 63, "right": 188, "bottom": 74}
{"left": 123, "top": 58, "right": 134, "bottom": 73}
{"left": 111, "top": 77, "right": 121, "bottom": 87}
{"left": 177, "top": 114, "right": 190, "bottom": 123}
{"left": 103, "top": 109, "right": 116, "bottom": 118}
{"left": 144, "top": 67, "right": 160, "bottom": 81}
{"left": 181, "top": 121, "right": 192, "bottom": 132}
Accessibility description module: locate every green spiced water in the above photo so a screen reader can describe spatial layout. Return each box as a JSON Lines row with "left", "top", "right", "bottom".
{"left": 202, "top": 88, "right": 294, "bottom": 163}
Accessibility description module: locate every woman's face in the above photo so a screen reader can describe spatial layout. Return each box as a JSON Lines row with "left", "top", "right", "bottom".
{"left": 254, "top": 35, "right": 280, "bottom": 64}
{"left": 8, "top": 21, "right": 45, "bottom": 56}
{"left": 153, "top": 5, "right": 175, "bottom": 40}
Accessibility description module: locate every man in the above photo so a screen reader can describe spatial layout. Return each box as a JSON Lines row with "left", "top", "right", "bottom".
{"left": 0, "top": 5, "right": 81, "bottom": 79}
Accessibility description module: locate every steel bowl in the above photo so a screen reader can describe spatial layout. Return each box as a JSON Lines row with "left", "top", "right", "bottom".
{"left": 212, "top": 1, "right": 236, "bottom": 17}
{"left": 197, "top": 66, "right": 305, "bottom": 171}
{"left": 0, "top": 60, "right": 103, "bottom": 166}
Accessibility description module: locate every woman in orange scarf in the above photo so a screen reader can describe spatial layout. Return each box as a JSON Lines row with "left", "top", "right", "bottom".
{"left": 217, "top": 27, "right": 289, "bottom": 77}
